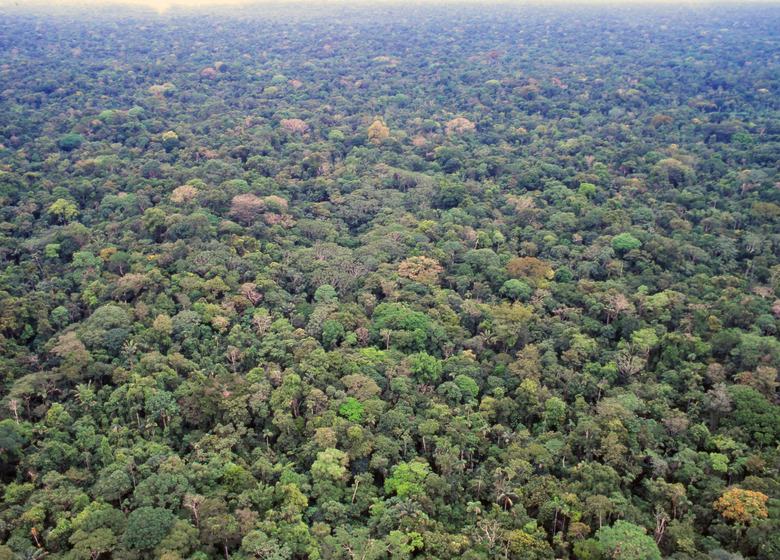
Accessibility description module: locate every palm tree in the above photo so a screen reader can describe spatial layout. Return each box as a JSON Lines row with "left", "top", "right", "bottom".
{"left": 15, "top": 549, "right": 48, "bottom": 560}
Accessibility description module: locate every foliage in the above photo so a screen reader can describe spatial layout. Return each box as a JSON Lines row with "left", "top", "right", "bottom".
{"left": 591, "top": 521, "right": 662, "bottom": 560}
{"left": 0, "top": 3, "right": 778, "bottom": 560}
{"left": 123, "top": 507, "right": 175, "bottom": 550}
{"left": 714, "top": 489, "right": 769, "bottom": 526}
{"left": 610, "top": 233, "right": 642, "bottom": 253}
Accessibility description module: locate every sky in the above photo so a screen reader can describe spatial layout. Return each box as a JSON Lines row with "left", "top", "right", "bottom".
{"left": 3, "top": 0, "right": 779, "bottom": 14}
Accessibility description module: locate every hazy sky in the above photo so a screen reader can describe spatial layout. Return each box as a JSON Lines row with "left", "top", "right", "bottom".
{"left": 4, "top": 0, "right": 780, "bottom": 14}
{"left": 5, "top": 0, "right": 251, "bottom": 11}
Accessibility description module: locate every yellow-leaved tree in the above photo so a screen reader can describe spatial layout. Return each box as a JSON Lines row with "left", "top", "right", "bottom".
{"left": 714, "top": 488, "right": 768, "bottom": 545}
{"left": 397, "top": 256, "right": 444, "bottom": 285}
{"left": 367, "top": 120, "right": 390, "bottom": 144}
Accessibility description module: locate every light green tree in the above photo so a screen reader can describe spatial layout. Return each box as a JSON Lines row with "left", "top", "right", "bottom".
{"left": 594, "top": 520, "right": 661, "bottom": 560}
{"left": 48, "top": 198, "right": 78, "bottom": 224}
{"left": 311, "top": 448, "right": 349, "bottom": 482}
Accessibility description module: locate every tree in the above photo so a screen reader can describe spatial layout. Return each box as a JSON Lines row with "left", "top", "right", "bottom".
{"left": 323, "top": 526, "right": 387, "bottom": 560}
{"left": 310, "top": 448, "right": 349, "bottom": 482}
{"left": 142, "top": 207, "right": 167, "bottom": 240}
{"left": 154, "top": 519, "right": 200, "bottom": 559}
{"left": 501, "top": 279, "right": 532, "bottom": 301}
{"left": 727, "top": 386, "right": 780, "bottom": 445}
{"left": 714, "top": 488, "right": 769, "bottom": 526}
{"left": 171, "top": 184, "right": 199, "bottom": 205}
{"left": 367, "top": 120, "right": 390, "bottom": 144}
{"left": 371, "top": 303, "right": 432, "bottom": 352}
{"left": 280, "top": 119, "right": 308, "bottom": 133}
{"left": 314, "top": 284, "right": 338, "bottom": 304}
{"left": 384, "top": 460, "right": 431, "bottom": 499}
{"left": 506, "top": 257, "right": 554, "bottom": 288}
{"left": 397, "top": 256, "right": 444, "bottom": 285}
{"left": 339, "top": 397, "right": 364, "bottom": 423}
{"left": 578, "top": 182, "right": 598, "bottom": 198}
{"left": 505, "top": 524, "right": 554, "bottom": 560}
{"left": 123, "top": 507, "right": 175, "bottom": 550}
{"left": 68, "top": 507, "right": 125, "bottom": 560}
{"left": 544, "top": 397, "right": 566, "bottom": 429}
{"left": 80, "top": 304, "right": 132, "bottom": 354}
{"left": 408, "top": 352, "right": 443, "bottom": 385}
{"left": 322, "top": 320, "right": 345, "bottom": 350}
{"left": 200, "top": 498, "right": 244, "bottom": 559}
{"left": 751, "top": 201, "right": 780, "bottom": 221}
{"left": 134, "top": 471, "right": 188, "bottom": 508}
{"left": 230, "top": 194, "right": 265, "bottom": 226}
{"left": 94, "top": 467, "right": 133, "bottom": 505}
{"left": 59, "top": 133, "right": 85, "bottom": 151}
{"left": 593, "top": 520, "right": 661, "bottom": 560}
{"left": 241, "top": 530, "right": 292, "bottom": 560}
{"left": 488, "top": 302, "right": 533, "bottom": 350}
{"left": 48, "top": 198, "right": 78, "bottom": 224}
{"left": 586, "top": 495, "right": 614, "bottom": 530}
{"left": 0, "top": 419, "right": 29, "bottom": 465}
{"left": 611, "top": 233, "right": 641, "bottom": 253}
{"left": 161, "top": 130, "right": 180, "bottom": 151}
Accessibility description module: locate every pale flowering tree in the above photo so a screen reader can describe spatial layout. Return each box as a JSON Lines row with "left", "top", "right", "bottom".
{"left": 171, "top": 184, "right": 198, "bottom": 205}
{"left": 445, "top": 117, "right": 475, "bottom": 135}
{"left": 279, "top": 118, "right": 309, "bottom": 133}
{"left": 229, "top": 194, "right": 265, "bottom": 226}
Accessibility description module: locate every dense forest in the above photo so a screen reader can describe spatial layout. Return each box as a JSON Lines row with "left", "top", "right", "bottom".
{"left": 0, "top": 2, "right": 779, "bottom": 559}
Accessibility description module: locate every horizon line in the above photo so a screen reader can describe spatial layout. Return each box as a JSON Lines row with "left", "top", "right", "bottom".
{"left": 4, "top": 0, "right": 780, "bottom": 14}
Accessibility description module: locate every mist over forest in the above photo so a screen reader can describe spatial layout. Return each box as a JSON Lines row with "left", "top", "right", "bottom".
{"left": 0, "top": 2, "right": 779, "bottom": 560}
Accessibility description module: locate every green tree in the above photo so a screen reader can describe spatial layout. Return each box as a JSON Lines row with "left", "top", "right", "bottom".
{"left": 339, "top": 397, "right": 365, "bottom": 423}
{"left": 241, "top": 530, "right": 292, "bottom": 560}
{"left": 727, "top": 386, "right": 780, "bottom": 445}
{"left": 142, "top": 207, "right": 167, "bottom": 240}
{"left": 384, "top": 460, "right": 431, "bottom": 499}
{"left": 321, "top": 320, "right": 345, "bottom": 350}
{"left": 500, "top": 279, "right": 532, "bottom": 301}
{"left": 610, "top": 233, "right": 641, "bottom": 253}
{"left": 59, "top": 133, "right": 85, "bottom": 151}
{"left": 592, "top": 520, "right": 661, "bottom": 560}
{"left": 200, "top": 498, "right": 244, "bottom": 559}
{"left": 161, "top": 130, "right": 180, "bottom": 151}
{"left": 506, "top": 523, "right": 554, "bottom": 560}
{"left": 134, "top": 472, "right": 189, "bottom": 509}
{"left": 68, "top": 507, "right": 126, "bottom": 560}
{"left": 48, "top": 198, "right": 79, "bottom": 224}
{"left": 0, "top": 419, "right": 30, "bottom": 465}
{"left": 123, "top": 507, "right": 175, "bottom": 550}
{"left": 314, "top": 284, "right": 338, "bottom": 304}
{"left": 488, "top": 301, "right": 533, "bottom": 350}
{"left": 311, "top": 448, "right": 349, "bottom": 482}
{"left": 408, "top": 352, "right": 443, "bottom": 385}
{"left": 544, "top": 397, "right": 566, "bottom": 429}
{"left": 578, "top": 183, "right": 598, "bottom": 199}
